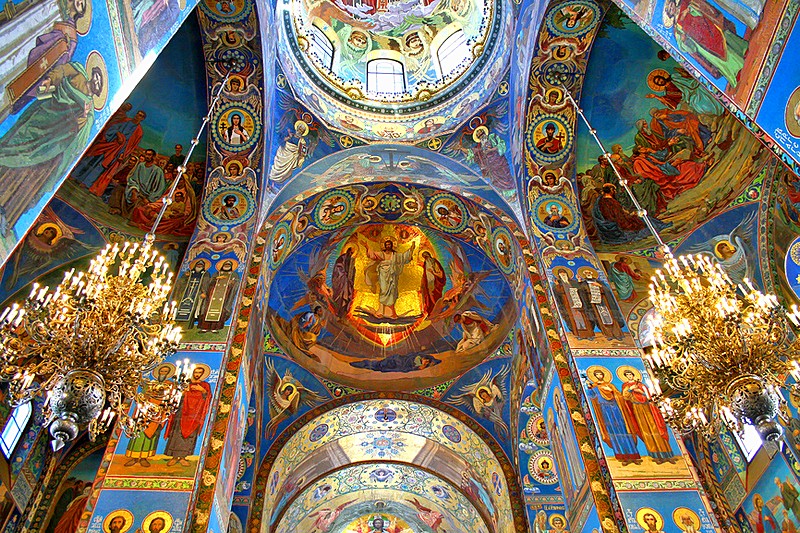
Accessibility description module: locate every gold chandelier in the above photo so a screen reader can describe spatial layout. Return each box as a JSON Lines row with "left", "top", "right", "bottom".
{"left": 566, "top": 88, "right": 799, "bottom": 442}
{"left": 0, "top": 73, "right": 231, "bottom": 451}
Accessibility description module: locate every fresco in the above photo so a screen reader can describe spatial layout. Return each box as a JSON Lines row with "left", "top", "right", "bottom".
{"left": 617, "top": 490, "right": 717, "bottom": 533}
{"left": 276, "top": 463, "right": 488, "bottom": 533}
{"left": 42, "top": 447, "right": 104, "bottom": 533}
{"left": 263, "top": 399, "right": 515, "bottom": 532}
{"left": 0, "top": 0, "right": 198, "bottom": 262}
{"left": 738, "top": 454, "right": 800, "bottom": 533}
{"left": 574, "top": 356, "right": 693, "bottom": 480}
{"left": 267, "top": 223, "right": 516, "bottom": 391}
{"left": 85, "top": 490, "right": 190, "bottom": 533}
{"left": 576, "top": 9, "right": 771, "bottom": 252}
{"left": 264, "top": 355, "right": 330, "bottom": 439}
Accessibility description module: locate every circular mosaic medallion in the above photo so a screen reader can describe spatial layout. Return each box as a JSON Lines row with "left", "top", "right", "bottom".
{"left": 528, "top": 449, "right": 558, "bottom": 485}
{"left": 531, "top": 194, "right": 579, "bottom": 234}
{"left": 374, "top": 407, "right": 397, "bottom": 423}
{"left": 309, "top": 423, "right": 329, "bottom": 442}
{"left": 427, "top": 193, "right": 469, "bottom": 234}
{"left": 268, "top": 221, "right": 292, "bottom": 270}
{"left": 442, "top": 424, "right": 462, "bottom": 443}
{"left": 204, "top": 186, "right": 255, "bottom": 226}
{"left": 199, "top": 0, "right": 252, "bottom": 22}
{"left": 212, "top": 102, "right": 261, "bottom": 153}
{"left": 492, "top": 227, "right": 515, "bottom": 274}
{"left": 785, "top": 236, "right": 800, "bottom": 300}
{"left": 313, "top": 189, "right": 355, "bottom": 230}
{"left": 545, "top": 0, "right": 600, "bottom": 37}
{"left": 526, "top": 114, "right": 572, "bottom": 163}
{"left": 526, "top": 415, "right": 550, "bottom": 447}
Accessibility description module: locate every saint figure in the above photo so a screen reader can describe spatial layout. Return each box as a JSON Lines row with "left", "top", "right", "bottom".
{"left": 331, "top": 247, "right": 356, "bottom": 317}
{"left": 364, "top": 239, "right": 415, "bottom": 319}
{"left": 197, "top": 260, "right": 240, "bottom": 332}
{"left": 420, "top": 250, "right": 445, "bottom": 316}
{"left": 586, "top": 367, "right": 641, "bottom": 465}
{"left": 164, "top": 365, "right": 211, "bottom": 466}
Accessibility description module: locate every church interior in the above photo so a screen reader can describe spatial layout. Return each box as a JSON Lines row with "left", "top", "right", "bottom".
{"left": 0, "top": 0, "right": 800, "bottom": 531}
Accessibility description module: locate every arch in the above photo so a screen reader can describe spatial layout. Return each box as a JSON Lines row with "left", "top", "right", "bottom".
{"left": 250, "top": 394, "right": 528, "bottom": 532}
{"left": 0, "top": 402, "right": 31, "bottom": 457}
{"left": 306, "top": 22, "right": 335, "bottom": 71}
{"left": 433, "top": 24, "right": 471, "bottom": 79}
{"left": 365, "top": 53, "right": 407, "bottom": 96}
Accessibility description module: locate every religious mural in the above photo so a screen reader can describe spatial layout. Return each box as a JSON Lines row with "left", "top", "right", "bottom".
{"left": 617, "top": 490, "right": 717, "bottom": 533}
{"left": 738, "top": 454, "right": 800, "bottom": 533}
{"left": 85, "top": 490, "right": 190, "bottom": 533}
{"left": 267, "top": 223, "right": 516, "bottom": 391}
{"left": 42, "top": 448, "right": 104, "bottom": 533}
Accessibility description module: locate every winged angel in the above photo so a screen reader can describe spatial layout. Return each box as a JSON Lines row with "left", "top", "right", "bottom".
{"left": 684, "top": 210, "right": 757, "bottom": 285}
{"left": 264, "top": 360, "right": 326, "bottom": 438}
{"left": 450, "top": 364, "right": 510, "bottom": 439}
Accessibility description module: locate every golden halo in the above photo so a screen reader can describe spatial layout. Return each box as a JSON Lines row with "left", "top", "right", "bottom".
{"left": 225, "top": 159, "right": 244, "bottom": 174}
{"left": 190, "top": 258, "right": 211, "bottom": 271}
{"left": 152, "top": 362, "right": 176, "bottom": 380}
{"left": 636, "top": 508, "right": 664, "bottom": 531}
{"left": 713, "top": 239, "right": 734, "bottom": 258}
{"left": 476, "top": 386, "right": 493, "bottom": 398}
{"left": 191, "top": 363, "right": 212, "bottom": 381}
{"left": 552, "top": 266, "right": 573, "bottom": 280}
{"left": 472, "top": 125, "right": 489, "bottom": 143}
{"left": 216, "top": 258, "right": 239, "bottom": 271}
{"left": 85, "top": 51, "right": 108, "bottom": 110}
{"left": 577, "top": 266, "right": 599, "bottom": 280}
{"left": 586, "top": 365, "right": 611, "bottom": 383}
{"left": 294, "top": 120, "right": 310, "bottom": 136}
{"left": 35, "top": 222, "right": 63, "bottom": 241}
{"left": 785, "top": 86, "right": 800, "bottom": 137}
{"left": 616, "top": 365, "right": 642, "bottom": 382}
{"left": 102, "top": 510, "right": 134, "bottom": 533}
{"left": 212, "top": 231, "right": 232, "bottom": 242}
{"left": 548, "top": 513, "right": 566, "bottom": 528}
{"left": 545, "top": 87, "right": 563, "bottom": 103}
{"left": 142, "top": 511, "right": 173, "bottom": 533}
{"left": 647, "top": 68, "right": 671, "bottom": 91}
{"left": 672, "top": 507, "right": 700, "bottom": 531}
{"left": 76, "top": 0, "right": 93, "bottom": 35}
{"left": 227, "top": 75, "right": 246, "bottom": 92}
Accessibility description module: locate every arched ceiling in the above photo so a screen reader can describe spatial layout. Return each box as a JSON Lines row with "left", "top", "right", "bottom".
{"left": 274, "top": 0, "right": 514, "bottom": 141}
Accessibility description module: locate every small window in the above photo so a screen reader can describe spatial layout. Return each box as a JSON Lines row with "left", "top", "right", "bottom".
{"left": 1, "top": 402, "right": 31, "bottom": 457}
{"left": 366, "top": 59, "right": 406, "bottom": 95}
{"left": 307, "top": 25, "right": 334, "bottom": 71}
{"left": 733, "top": 423, "right": 762, "bottom": 461}
{"left": 436, "top": 29, "right": 470, "bottom": 78}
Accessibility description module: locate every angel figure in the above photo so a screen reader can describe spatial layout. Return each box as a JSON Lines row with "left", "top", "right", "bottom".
{"left": 206, "top": 162, "right": 258, "bottom": 197}
{"left": 5, "top": 205, "right": 91, "bottom": 290}
{"left": 268, "top": 94, "right": 335, "bottom": 184}
{"left": 450, "top": 364, "right": 510, "bottom": 439}
{"left": 264, "top": 360, "right": 326, "bottom": 438}
{"left": 442, "top": 101, "right": 514, "bottom": 191}
{"left": 187, "top": 227, "right": 248, "bottom": 263}
{"left": 309, "top": 499, "right": 357, "bottom": 533}
{"left": 428, "top": 241, "right": 489, "bottom": 320}
{"left": 406, "top": 498, "right": 444, "bottom": 531}
{"left": 291, "top": 242, "right": 339, "bottom": 314}
{"left": 683, "top": 210, "right": 756, "bottom": 285}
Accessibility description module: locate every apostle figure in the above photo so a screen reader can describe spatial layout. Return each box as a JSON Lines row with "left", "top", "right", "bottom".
{"left": 466, "top": 125, "right": 515, "bottom": 190}
{"left": 197, "top": 259, "right": 240, "bottom": 332}
{"left": 331, "top": 247, "right": 356, "bottom": 317}
{"left": 641, "top": 511, "right": 666, "bottom": 533}
{"left": 290, "top": 305, "right": 325, "bottom": 356}
{"left": 124, "top": 365, "right": 172, "bottom": 467}
{"left": 453, "top": 311, "right": 494, "bottom": 352}
{"left": 577, "top": 267, "right": 624, "bottom": 340}
{"left": 535, "top": 122, "right": 564, "bottom": 154}
{"left": 213, "top": 194, "right": 241, "bottom": 221}
{"left": 776, "top": 476, "right": 800, "bottom": 521}
{"left": 421, "top": 250, "right": 445, "bottom": 316}
{"left": 53, "top": 484, "right": 91, "bottom": 533}
{"left": 753, "top": 493, "right": 778, "bottom": 533}
{"left": 173, "top": 260, "right": 210, "bottom": 329}
{"left": 129, "top": 175, "right": 197, "bottom": 236}
{"left": 619, "top": 366, "right": 676, "bottom": 463}
{"left": 72, "top": 109, "right": 145, "bottom": 195}
{"left": 164, "top": 365, "right": 211, "bottom": 466}
{"left": 543, "top": 203, "right": 570, "bottom": 229}
{"left": 607, "top": 255, "right": 643, "bottom": 302}
{"left": 552, "top": 267, "right": 594, "bottom": 340}
{"left": 0, "top": 62, "right": 103, "bottom": 236}
{"left": 269, "top": 120, "right": 309, "bottom": 184}
{"left": 586, "top": 366, "right": 641, "bottom": 465}
{"left": 108, "top": 149, "right": 166, "bottom": 218}
{"left": 364, "top": 239, "right": 415, "bottom": 319}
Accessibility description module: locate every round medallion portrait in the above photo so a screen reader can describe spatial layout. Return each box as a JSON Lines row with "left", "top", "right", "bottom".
{"left": 213, "top": 103, "right": 260, "bottom": 153}
{"left": 526, "top": 115, "right": 572, "bottom": 162}
{"left": 427, "top": 193, "right": 469, "bottom": 233}
{"left": 786, "top": 86, "right": 800, "bottom": 138}
{"left": 533, "top": 195, "right": 578, "bottom": 234}
{"left": 545, "top": 0, "right": 600, "bottom": 37}
{"left": 204, "top": 187, "right": 253, "bottom": 226}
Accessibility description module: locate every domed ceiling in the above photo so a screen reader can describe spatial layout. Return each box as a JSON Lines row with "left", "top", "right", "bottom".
{"left": 275, "top": 0, "right": 513, "bottom": 141}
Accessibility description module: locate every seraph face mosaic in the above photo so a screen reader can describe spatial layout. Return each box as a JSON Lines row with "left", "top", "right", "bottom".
{"left": 267, "top": 223, "right": 516, "bottom": 390}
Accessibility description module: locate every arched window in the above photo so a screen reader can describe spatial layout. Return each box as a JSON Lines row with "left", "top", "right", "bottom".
{"left": 366, "top": 59, "right": 406, "bottom": 95}
{"left": 307, "top": 25, "right": 334, "bottom": 71}
{"left": 1, "top": 402, "right": 31, "bottom": 457}
{"left": 732, "top": 423, "right": 762, "bottom": 461}
{"left": 436, "top": 29, "right": 470, "bottom": 78}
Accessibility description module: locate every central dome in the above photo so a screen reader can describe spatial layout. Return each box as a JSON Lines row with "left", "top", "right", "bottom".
{"left": 275, "top": 0, "right": 511, "bottom": 141}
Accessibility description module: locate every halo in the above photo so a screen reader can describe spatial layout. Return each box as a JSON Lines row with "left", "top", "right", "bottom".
{"left": 225, "top": 159, "right": 244, "bottom": 174}
{"left": 616, "top": 365, "right": 642, "bottom": 382}
{"left": 212, "top": 231, "right": 232, "bottom": 242}
{"left": 227, "top": 75, "right": 246, "bottom": 91}
{"left": 35, "top": 222, "right": 63, "bottom": 241}
{"left": 476, "top": 386, "right": 493, "bottom": 397}
{"left": 545, "top": 201, "right": 562, "bottom": 213}
{"left": 647, "top": 68, "right": 671, "bottom": 91}
{"left": 190, "top": 258, "right": 211, "bottom": 271}
{"left": 85, "top": 51, "right": 108, "bottom": 110}
{"left": 586, "top": 365, "right": 611, "bottom": 383}
{"left": 672, "top": 507, "right": 700, "bottom": 531}
{"left": 472, "top": 125, "right": 489, "bottom": 143}
{"left": 548, "top": 513, "right": 566, "bottom": 528}
{"left": 536, "top": 456, "right": 552, "bottom": 469}
{"left": 102, "top": 510, "right": 134, "bottom": 533}
{"left": 713, "top": 239, "right": 734, "bottom": 258}
{"left": 75, "top": 0, "right": 93, "bottom": 35}
{"left": 543, "top": 121, "right": 557, "bottom": 131}
{"left": 152, "top": 362, "right": 176, "bottom": 380}
{"left": 551, "top": 266, "right": 573, "bottom": 279}
{"left": 636, "top": 508, "right": 664, "bottom": 531}
{"left": 577, "top": 266, "right": 598, "bottom": 280}
{"left": 216, "top": 258, "right": 239, "bottom": 271}
{"left": 294, "top": 120, "right": 310, "bottom": 136}
{"left": 192, "top": 363, "right": 212, "bottom": 381}
{"left": 142, "top": 511, "right": 173, "bottom": 533}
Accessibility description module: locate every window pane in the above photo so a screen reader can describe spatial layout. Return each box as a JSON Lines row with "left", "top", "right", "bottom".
{"left": 367, "top": 59, "right": 405, "bottom": 96}
{"left": 1, "top": 402, "right": 31, "bottom": 457}
{"left": 307, "top": 25, "right": 334, "bottom": 71}
{"left": 437, "top": 30, "right": 470, "bottom": 78}
{"left": 734, "top": 423, "right": 762, "bottom": 461}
